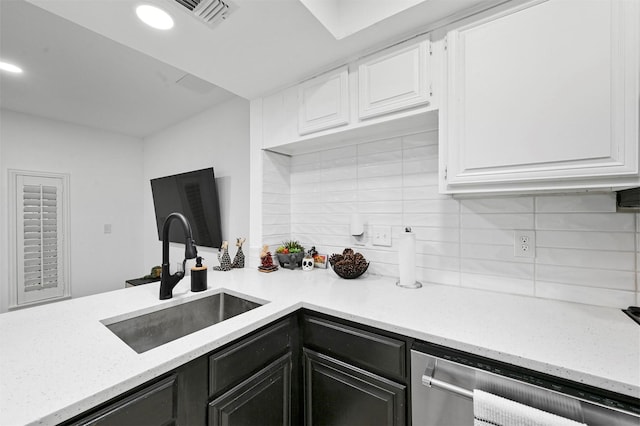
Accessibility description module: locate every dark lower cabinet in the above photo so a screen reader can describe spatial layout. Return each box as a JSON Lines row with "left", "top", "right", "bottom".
{"left": 208, "top": 353, "right": 292, "bottom": 426}
{"left": 68, "top": 375, "right": 178, "bottom": 426}
{"left": 303, "top": 349, "right": 406, "bottom": 426}
{"left": 63, "top": 312, "right": 410, "bottom": 426}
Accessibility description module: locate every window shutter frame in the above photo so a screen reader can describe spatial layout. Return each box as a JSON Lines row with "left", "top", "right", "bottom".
{"left": 9, "top": 170, "right": 71, "bottom": 309}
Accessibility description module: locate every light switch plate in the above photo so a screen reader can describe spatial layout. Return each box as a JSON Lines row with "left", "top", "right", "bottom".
{"left": 372, "top": 226, "right": 392, "bottom": 246}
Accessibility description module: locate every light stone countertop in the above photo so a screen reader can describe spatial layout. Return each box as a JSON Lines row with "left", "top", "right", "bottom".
{"left": 1, "top": 268, "right": 638, "bottom": 425}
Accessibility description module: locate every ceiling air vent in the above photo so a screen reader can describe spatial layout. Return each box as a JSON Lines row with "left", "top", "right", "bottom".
{"left": 171, "top": 0, "right": 234, "bottom": 27}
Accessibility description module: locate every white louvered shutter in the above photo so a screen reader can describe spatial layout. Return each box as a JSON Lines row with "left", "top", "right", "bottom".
{"left": 16, "top": 175, "right": 66, "bottom": 305}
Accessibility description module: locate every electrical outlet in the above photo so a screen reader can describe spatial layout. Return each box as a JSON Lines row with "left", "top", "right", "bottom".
{"left": 372, "top": 226, "right": 392, "bottom": 247}
{"left": 514, "top": 230, "right": 535, "bottom": 258}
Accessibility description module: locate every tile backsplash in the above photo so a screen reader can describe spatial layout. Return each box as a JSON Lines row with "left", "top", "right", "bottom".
{"left": 262, "top": 130, "right": 639, "bottom": 308}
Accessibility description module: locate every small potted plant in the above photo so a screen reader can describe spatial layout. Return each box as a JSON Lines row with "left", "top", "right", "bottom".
{"left": 275, "top": 240, "right": 305, "bottom": 269}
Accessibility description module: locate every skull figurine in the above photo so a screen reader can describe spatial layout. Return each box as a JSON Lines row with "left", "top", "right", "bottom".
{"left": 302, "top": 256, "right": 314, "bottom": 271}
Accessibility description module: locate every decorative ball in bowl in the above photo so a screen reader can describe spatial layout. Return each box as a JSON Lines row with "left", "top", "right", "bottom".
{"left": 329, "top": 249, "right": 369, "bottom": 279}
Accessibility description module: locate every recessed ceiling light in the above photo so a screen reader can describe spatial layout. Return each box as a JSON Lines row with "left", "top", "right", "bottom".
{"left": 136, "top": 4, "right": 174, "bottom": 30}
{"left": 0, "top": 61, "right": 23, "bottom": 74}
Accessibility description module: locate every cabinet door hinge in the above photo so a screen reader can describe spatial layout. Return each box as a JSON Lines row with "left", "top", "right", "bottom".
{"left": 429, "top": 42, "right": 433, "bottom": 56}
{"left": 444, "top": 37, "right": 448, "bottom": 51}
{"left": 429, "top": 83, "right": 433, "bottom": 97}
{"left": 444, "top": 167, "right": 448, "bottom": 180}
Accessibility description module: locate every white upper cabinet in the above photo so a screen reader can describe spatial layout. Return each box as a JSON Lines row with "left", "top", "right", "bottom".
{"left": 298, "top": 67, "right": 350, "bottom": 135}
{"left": 440, "top": 0, "right": 639, "bottom": 194}
{"left": 358, "top": 39, "right": 432, "bottom": 120}
{"left": 262, "top": 86, "right": 298, "bottom": 150}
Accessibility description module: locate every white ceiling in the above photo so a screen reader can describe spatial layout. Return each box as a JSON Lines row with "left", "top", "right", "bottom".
{"left": 1, "top": 0, "right": 496, "bottom": 138}
{"left": 0, "top": 0, "right": 236, "bottom": 138}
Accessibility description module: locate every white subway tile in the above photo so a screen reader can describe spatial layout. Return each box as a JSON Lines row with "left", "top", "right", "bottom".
{"left": 535, "top": 213, "right": 634, "bottom": 232}
{"left": 358, "top": 137, "right": 402, "bottom": 155}
{"left": 417, "top": 267, "right": 460, "bottom": 286}
{"left": 536, "top": 247, "right": 635, "bottom": 271}
{"left": 461, "top": 273, "right": 534, "bottom": 296}
{"left": 263, "top": 214, "right": 290, "bottom": 225}
{"left": 461, "top": 243, "right": 533, "bottom": 263}
{"left": 403, "top": 186, "right": 445, "bottom": 201}
{"left": 358, "top": 200, "right": 402, "bottom": 214}
{"left": 290, "top": 151, "right": 319, "bottom": 166}
{"left": 535, "top": 264, "right": 635, "bottom": 291}
{"left": 358, "top": 150, "right": 403, "bottom": 167}
{"left": 321, "top": 190, "right": 357, "bottom": 203}
{"left": 535, "top": 193, "right": 616, "bottom": 213}
{"left": 403, "top": 172, "right": 438, "bottom": 188}
{"left": 403, "top": 213, "right": 459, "bottom": 228}
{"left": 404, "top": 199, "right": 459, "bottom": 214}
{"left": 291, "top": 192, "right": 319, "bottom": 204}
{"left": 359, "top": 188, "right": 403, "bottom": 202}
{"left": 322, "top": 178, "right": 358, "bottom": 193}
{"left": 536, "top": 230, "right": 634, "bottom": 251}
{"left": 461, "top": 229, "right": 513, "bottom": 245}
{"left": 460, "top": 197, "right": 533, "bottom": 214}
{"left": 413, "top": 227, "right": 460, "bottom": 243}
{"left": 403, "top": 144, "right": 438, "bottom": 159}
{"left": 321, "top": 146, "right": 357, "bottom": 165}
{"left": 320, "top": 165, "right": 357, "bottom": 182}
{"left": 417, "top": 254, "right": 460, "bottom": 271}
{"left": 403, "top": 130, "right": 438, "bottom": 147}
{"left": 416, "top": 241, "right": 459, "bottom": 257}
{"left": 264, "top": 203, "right": 291, "bottom": 215}
{"left": 263, "top": 193, "right": 291, "bottom": 205}
{"left": 403, "top": 157, "right": 438, "bottom": 175}
{"left": 461, "top": 258, "right": 534, "bottom": 280}
{"left": 535, "top": 281, "right": 636, "bottom": 308}
{"left": 358, "top": 161, "right": 402, "bottom": 179}
{"left": 358, "top": 175, "right": 403, "bottom": 190}
{"left": 460, "top": 213, "right": 534, "bottom": 230}
{"left": 366, "top": 213, "right": 404, "bottom": 226}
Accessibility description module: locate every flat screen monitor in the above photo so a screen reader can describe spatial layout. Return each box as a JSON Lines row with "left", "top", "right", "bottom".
{"left": 150, "top": 167, "right": 222, "bottom": 248}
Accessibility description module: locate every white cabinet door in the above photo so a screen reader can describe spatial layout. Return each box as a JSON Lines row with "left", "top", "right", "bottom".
{"left": 262, "top": 87, "right": 297, "bottom": 149}
{"left": 441, "top": 0, "right": 639, "bottom": 194}
{"left": 298, "top": 67, "right": 350, "bottom": 135}
{"left": 358, "top": 40, "right": 431, "bottom": 120}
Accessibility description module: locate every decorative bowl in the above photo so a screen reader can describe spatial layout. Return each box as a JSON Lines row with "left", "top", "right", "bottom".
{"left": 276, "top": 252, "right": 305, "bottom": 269}
{"left": 331, "top": 261, "right": 370, "bottom": 279}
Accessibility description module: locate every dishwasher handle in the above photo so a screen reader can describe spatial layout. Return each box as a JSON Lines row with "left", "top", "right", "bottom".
{"left": 422, "top": 356, "right": 474, "bottom": 399}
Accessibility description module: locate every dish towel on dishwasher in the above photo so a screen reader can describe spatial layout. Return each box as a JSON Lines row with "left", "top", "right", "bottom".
{"left": 473, "top": 389, "right": 587, "bottom": 426}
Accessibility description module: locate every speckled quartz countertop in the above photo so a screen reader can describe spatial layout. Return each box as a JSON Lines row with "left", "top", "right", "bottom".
{"left": 1, "top": 268, "right": 639, "bottom": 425}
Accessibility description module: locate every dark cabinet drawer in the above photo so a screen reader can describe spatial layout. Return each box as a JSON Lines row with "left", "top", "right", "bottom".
{"left": 69, "top": 375, "right": 177, "bottom": 426}
{"left": 303, "top": 315, "right": 406, "bottom": 379}
{"left": 209, "top": 318, "right": 292, "bottom": 397}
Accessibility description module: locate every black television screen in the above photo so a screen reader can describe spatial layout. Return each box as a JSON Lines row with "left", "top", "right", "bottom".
{"left": 150, "top": 168, "right": 223, "bottom": 248}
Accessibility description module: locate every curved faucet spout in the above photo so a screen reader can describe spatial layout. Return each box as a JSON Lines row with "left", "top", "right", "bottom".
{"left": 159, "top": 212, "right": 198, "bottom": 300}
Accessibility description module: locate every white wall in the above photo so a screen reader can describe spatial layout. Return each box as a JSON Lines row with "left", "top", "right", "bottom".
{"left": 0, "top": 109, "right": 145, "bottom": 312}
{"left": 142, "top": 97, "right": 250, "bottom": 272}
{"left": 262, "top": 130, "right": 640, "bottom": 309}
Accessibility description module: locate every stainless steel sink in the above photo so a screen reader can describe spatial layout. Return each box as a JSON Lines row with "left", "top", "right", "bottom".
{"left": 104, "top": 292, "right": 263, "bottom": 353}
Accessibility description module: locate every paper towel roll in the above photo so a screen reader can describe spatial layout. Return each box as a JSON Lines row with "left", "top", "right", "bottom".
{"left": 398, "top": 229, "right": 416, "bottom": 287}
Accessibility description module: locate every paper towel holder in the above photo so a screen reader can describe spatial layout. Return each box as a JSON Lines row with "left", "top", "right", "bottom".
{"left": 396, "top": 226, "right": 422, "bottom": 289}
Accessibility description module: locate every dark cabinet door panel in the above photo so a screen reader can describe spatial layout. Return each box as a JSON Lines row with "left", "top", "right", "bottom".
{"left": 208, "top": 353, "right": 292, "bottom": 426}
{"left": 69, "top": 375, "right": 177, "bottom": 426}
{"left": 210, "top": 318, "right": 292, "bottom": 397}
{"left": 303, "top": 315, "right": 406, "bottom": 380}
{"left": 304, "top": 349, "right": 406, "bottom": 426}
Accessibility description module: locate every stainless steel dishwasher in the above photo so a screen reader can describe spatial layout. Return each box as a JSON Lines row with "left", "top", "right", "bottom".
{"left": 411, "top": 342, "right": 640, "bottom": 426}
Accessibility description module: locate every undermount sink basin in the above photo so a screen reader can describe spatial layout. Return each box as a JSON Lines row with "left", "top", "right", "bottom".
{"left": 103, "top": 292, "right": 264, "bottom": 353}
